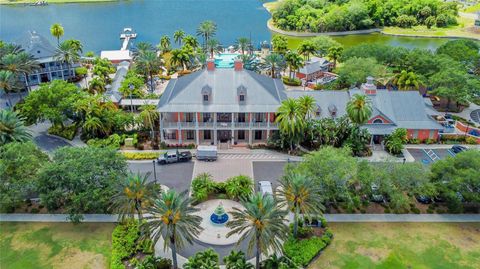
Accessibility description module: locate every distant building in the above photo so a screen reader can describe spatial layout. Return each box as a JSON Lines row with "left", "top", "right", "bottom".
{"left": 16, "top": 31, "right": 79, "bottom": 86}
{"left": 100, "top": 50, "right": 132, "bottom": 64}
{"left": 296, "top": 56, "right": 331, "bottom": 81}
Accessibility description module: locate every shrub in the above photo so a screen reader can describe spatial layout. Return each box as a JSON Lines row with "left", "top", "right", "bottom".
{"left": 191, "top": 173, "right": 216, "bottom": 202}
{"left": 111, "top": 221, "right": 141, "bottom": 269}
{"left": 158, "top": 74, "right": 171, "bottom": 80}
{"left": 87, "top": 134, "right": 123, "bottom": 149}
{"left": 224, "top": 175, "right": 254, "bottom": 200}
{"left": 466, "top": 136, "right": 478, "bottom": 145}
{"left": 184, "top": 248, "right": 219, "bottom": 269}
{"left": 139, "top": 256, "right": 172, "bottom": 269}
{"left": 48, "top": 124, "right": 77, "bottom": 140}
{"left": 121, "top": 152, "right": 162, "bottom": 160}
{"left": 75, "top": 66, "right": 88, "bottom": 77}
{"left": 425, "top": 138, "right": 437, "bottom": 145}
{"left": 411, "top": 207, "right": 421, "bottom": 214}
{"left": 30, "top": 208, "right": 40, "bottom": 214}
{"left": 283, "top": 236, "right": 327, "bottom": 267}
{"left": 282, "top": 76, "right": 302, "bottom": 86}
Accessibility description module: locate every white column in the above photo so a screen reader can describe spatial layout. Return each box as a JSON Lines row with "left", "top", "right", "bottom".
{"left": 178, "top": 112, "right": 182, "bottom": 144}
{"left": 159, "top": 113, "right": 165, "bottom": 141}
{"left": 195, "top": 112, "right": 200, "bottom": 145}
{"left": 213, "top": 113, "right": 217, "bottom": 145}
{"left": 248, "top": 113, "right": 253, "bottom": 145}
{"left": 266, "top": 113, "right": 270, "bottom": 140}
{"left": 231, "top": 112, "right": 235, "bottom": 145}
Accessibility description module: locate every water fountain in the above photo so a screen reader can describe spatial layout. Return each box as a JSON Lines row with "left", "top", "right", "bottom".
{"left": 210, "top": 203, "right": 229, "bottom": 225}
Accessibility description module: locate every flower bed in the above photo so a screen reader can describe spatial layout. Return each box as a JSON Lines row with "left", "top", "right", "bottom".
{"left": 121, "top": 151, "right": 163, "bottom": 160}
{"left": 283, "top": 227, "right": 333, "bottom": 267}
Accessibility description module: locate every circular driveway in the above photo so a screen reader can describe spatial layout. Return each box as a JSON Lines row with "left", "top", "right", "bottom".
{"left": 470, "top": 109, "right": 480, "bottom": 124}
{"left": 34, "top": 134, "right": 72, "bottom": 152}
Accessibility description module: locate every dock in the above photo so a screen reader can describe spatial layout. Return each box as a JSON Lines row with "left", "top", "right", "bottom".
{"left": 120, "top": 27, "right": 137, "bottom": 51}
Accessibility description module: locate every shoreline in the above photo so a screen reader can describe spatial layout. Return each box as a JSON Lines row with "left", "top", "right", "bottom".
{"left": 0, "top": 0, "right": 116, "bottom": 5}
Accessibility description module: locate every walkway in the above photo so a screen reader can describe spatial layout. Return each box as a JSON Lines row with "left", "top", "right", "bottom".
{"left": 2, "top": 213, "right": 478, "bottom": 223}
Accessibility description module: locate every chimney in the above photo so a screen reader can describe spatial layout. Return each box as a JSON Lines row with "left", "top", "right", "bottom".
{"left": 234, "top": 59, "right": 243, "bottom": 71}
{"left": 207, "top": 58, "right": 215, "bottom": 71}
{"left": 361, "top": 76, "right": 377, "bottom": 95}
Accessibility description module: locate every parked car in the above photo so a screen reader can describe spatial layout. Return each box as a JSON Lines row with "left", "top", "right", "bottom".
{"left": 258, "top": 181, "right": 273, "bottom": 196}
{"left": 451, "top": 145, "right": 468, "bottom": 154}
{"left": 416, "top": 195, "right": 432, "bottom": 204}
{"left": 157, "top": 151, "right": 192, "bottom": 165}
{"left": 196, "top": 145, "right": 217, "bottom": 161}
{"left": 371, "top": 183, "right": 385, "bottom": 203}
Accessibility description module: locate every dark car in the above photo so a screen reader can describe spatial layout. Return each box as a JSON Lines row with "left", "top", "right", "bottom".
{"left": 451, "top": 145, "right": 468, "bottom": 154}
{"left": 416, "top": 195, "right": 432, "bottom": 204}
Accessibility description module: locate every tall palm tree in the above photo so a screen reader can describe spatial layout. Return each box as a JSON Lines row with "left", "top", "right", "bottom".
{"left": 54, "top": 40, "right": 81, "bottom": 80}
{"left": 65, "top": 39, "right": 83, "bottom": 54}
{"left": 297, "top": 40, "right": 316, "bottom": 61}
{"left": 139, "top": 104, "right": 159, "bottom": 141}
{"left": 0, "top": 43, "right": 23, "bottom": 59}
{"left": 173, "top": 29, "right": 185, "bottom": 46}
{"left": 158, "top": 35, "right": 171, "bottom": 53}
{"left": 170, "top": 48, "right": 190, "bottom": 71}
{"left": 50, "top": 23, "right": 64, "bottom": 46}
{"left": 236, "top": 37, "right": 250, "bottom": 55}
{"left": 277, "top": 172, "right": 325, "bottom": 238}
{"left": 275, "top": 98, "right": 304, "bottom": 151}
{"left": 134, "top": 42, "right": 155, "bottom": 58}
{"left": 346, "top": 94, "right": 373, "bottom": 125}
{"left": 262, "top": 53, "right": 285, "bottom": 78}
{"left": 237, "top": 54, "right": 259, "bottom": 72}
{"left": 0, "top": 70, "right": 17, "bottom": 106}
{"left": 183, "top": 35, "right": 200, "bottom": 49}
{"left": 1, "top": 52, "right": 39, "bottom": 93}
{"left": 136, "top": 50, "right": 162, "bottom": 92}
{"left": 0, "top": 109, "right": 32, "bottom": 146}
{"left": 392, "top": 70, "right": 421, "bottom": 91}
{"left": 206, "top": 39, "right": 221, "bottom": 59}
{"left": 284, "top": 51, "right": 303, "bottom": 80}
{"left": 226, "top": 193, "right": 288, "bottom": 269}
{"left": 327, "top": 45, "right": 343, "bottom": 69}
{"left": 82, "top": 115, "right": 106, "bottom": 137}
{"left": 110, "top": 172, "right": 159, "bottom": 222}
{"left": 197, "top": 21, "right": 217, "bottom": 48}
{"left": 144, "top": 190, "right": 203, "bottom": 269}
{"left": 297, "top": 95, "right": 316, "bottom": 120}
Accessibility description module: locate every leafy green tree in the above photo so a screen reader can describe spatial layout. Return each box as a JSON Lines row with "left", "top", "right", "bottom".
{"left": 170, "top": 47, "right": 193, "bottom": 71}
{"left": 0, "top": 109, "right": 31, "bottom": 146}
{"left": 284, "top": 51, "right": 303, "bottom": 80}
{"left": 50, "top": 23, "right": 64, "bottom": 45}
{"left": 275, "top": 98, "right": 304, "bottom": 151}
{"left": 173, "top": 29, "right": 185, "bottom": 46}
{"left": 119, "top": 70, "right": 145, "bottom": 98}
{"left": 184, "top": 248, "right": 220, "bottom": 269}
{"left": 19, "top": 80, "right": 83, "bottom": 128}
{"left": 311, "top": 36, "right": 340, "bottom": 57}
{"left": 297, "top": 95, "right": 316, "bottom": 120}
{"left": 206, "top": 39, "right": 221, "bottom": 59}
{"left": 337, "top": 57, "right": 389, "bottom": 88}
{"left": 437, "top": 39, "right": 480, "bottom": 69}
{"left": 236, "top": 37, "right": 250, "bottom": 55}
{"left": 92, "top": 57, "right": 116, "bottom": 82}
{"left": 226, "top": 193, "right": 288, "bottom": 269}
{"left": 144, "top": 190, "right": 203, "bottom": 269}
{"left": 88, "top": 77, "right": 106, "bottom": 94}
{"left": 297, "top": 40, "right": 316, "bottom": 60}
{"left": 0, "top": 70, "right": 16, "bottom": 105}
{"left": 135, "top": 49, "right": 163, "bottom": 92}
{"left": 224, "top": 250, "right": 254, "bottom": 269}
{"left": 277, "top": 172, "right": 325, "bottom": 238}
{"left": 327, "top": 45, "right": 343, "bottom": 69}
{"left": 346, "top": 94, "right": 372, "bottom": 124}
{"left": 262, "top": 53, "right": 285, "bottom": 78}
{"left": 392, "top": 70, "right": 422, "bottom": 91}
{"left": 430, "top": 69, "right": 472, "bottom": 111}
{"left": 271, "top": 35, "right": 288, "bottom": 55}
{"left": 197, "top": 21, "right": 217, "bottom": 48}
{"left": 110, "top": 172, "right": 160, "bottom": 222}
{"left": 1, "top": 51, "right": 40, "bottom": 92}
{"left": 36, "top": 147, "right": 128, "bottom": 221}
{"left": 54, "top": 40, "right": 81, "bottom": 79}
{"left": 0, "top": 142, "right": 48, "bottom": 212}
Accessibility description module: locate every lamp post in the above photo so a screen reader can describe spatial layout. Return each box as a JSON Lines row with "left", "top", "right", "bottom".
{"left": 152, "top": 160, "right": 157, "bottom": 183}
{"left": 129, "top": 83, "right": 134, "bottom": 112}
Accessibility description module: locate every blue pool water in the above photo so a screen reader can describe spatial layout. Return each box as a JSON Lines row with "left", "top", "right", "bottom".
{"left": 214, "top": 53, "right": 240, "bottom": 68}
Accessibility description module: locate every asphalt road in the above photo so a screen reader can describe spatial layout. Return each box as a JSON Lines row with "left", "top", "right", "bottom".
{"left": 128, "top": 161, "right": 194, "bottom": 192}
{"left": 252, "top": 161, "right": 288, "bottom": 190}
{"left": 34, "top": 134, "right": 71, "bottom": 152}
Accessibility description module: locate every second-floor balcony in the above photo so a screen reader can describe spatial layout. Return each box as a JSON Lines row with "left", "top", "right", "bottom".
{"left": 163, "top": 121, "right": 278, "bottom": 129}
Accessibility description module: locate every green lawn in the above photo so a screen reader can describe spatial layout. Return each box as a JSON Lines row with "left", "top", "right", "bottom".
{"left": 0, "top": 0, "right": 116, "bottom": 4}
{"left": 310, "top": 222, "right": 480, "bottom": 269}
{"left": 0, "top": 222, "right": 115, "bottom": 269}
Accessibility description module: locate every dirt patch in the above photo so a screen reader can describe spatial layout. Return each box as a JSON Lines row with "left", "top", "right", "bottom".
{"left": 52, "top": 248, "right": 107, "bottom": 269}
{"left": 355, "top": 246, "right": 390, "bottom": 263}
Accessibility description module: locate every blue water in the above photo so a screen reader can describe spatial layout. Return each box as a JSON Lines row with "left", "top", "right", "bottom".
{"left": 214, "top": 53, "right": 240, "bottom": 68}
{"left": 0, "top": 0, "right": 272, "bottom": 53}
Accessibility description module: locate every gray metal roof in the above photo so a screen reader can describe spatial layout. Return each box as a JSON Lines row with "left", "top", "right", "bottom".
{"left": 298, "top": 57, "right": 330, "bottom": 75}
{"left": 286, "top": 90, "right": 350, "bottom": 119}
{"left": 15, "top": 31, "right": 56, "bottom": 59}
{"left": 158, "top": 69, "right": 286, "bottom": 113}
{"left": 104, "top": 64, "right": 129, "bottom": 103}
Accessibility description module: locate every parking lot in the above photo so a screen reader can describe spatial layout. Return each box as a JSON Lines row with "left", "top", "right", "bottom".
{"left": 252, "top": 161, "right": 288, "bottom": 190}
{"left": 128, "top": 161, "right": 194, "bottom": 192}
{"left": 407, "top": 148, "right": 456, "bottom": 165}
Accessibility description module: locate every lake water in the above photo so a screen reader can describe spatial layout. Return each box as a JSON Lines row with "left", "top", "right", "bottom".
{"left": 0, "top": 0, "right": 453, "bottom": 53}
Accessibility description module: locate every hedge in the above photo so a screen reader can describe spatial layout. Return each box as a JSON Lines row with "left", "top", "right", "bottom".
{"left": 111, "top": 220, "right": 154, "bottom": 269}
{"left": 121, "top": 152, "right": 163, "bottom": 160}
{"left": 48, "top": 124, "right": 78, "bottom": 141}
{"left": 282, "top": 76, "right": 302, "bottom": 86}
{"left": 283, "top": 228, "right": 334, "bottom": 267}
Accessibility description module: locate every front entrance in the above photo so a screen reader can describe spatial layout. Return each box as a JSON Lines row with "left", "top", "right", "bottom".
{"left": 372, "top": 135, "right": 384, "bottom": 144}
{"left": 218, "top": 130, "right": 231, "bottom": 143}
{"left": 40, "top": 73, "right": 49, "bottom": 83}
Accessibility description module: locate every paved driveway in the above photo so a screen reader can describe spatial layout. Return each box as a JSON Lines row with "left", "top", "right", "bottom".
{"left": 128, "top": 161, "right": 194, "bottom": 192}
{"left": 407, "top": 148, "right": 454, "bottom": 165}
{"left": 34, "top": 134, "right": 72, "bottom": 152}
{"left": 252, "top": 161, "right": 288, "bottom": 190}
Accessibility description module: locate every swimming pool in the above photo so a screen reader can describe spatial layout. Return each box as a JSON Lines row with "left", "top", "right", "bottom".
{"left": 214, "top": 53, "right": 240, "bottom": 68}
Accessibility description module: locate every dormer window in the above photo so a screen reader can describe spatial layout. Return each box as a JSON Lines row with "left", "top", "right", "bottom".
{"left": 328, "top": 104, "right": 337, "bottom": 118}
{"left": 373, "top": 118, "right": 383, "bottom": 124}
{"left": 239, "top": 94, "right": 245, "bottom": 102}
{"left": 237, "top": 85, "right": 247, "bottom": 104}
{"left": 201, "top": 84, "right": 212, "bottom": 103}
{"left": 203, "top": 94, "right": 209, "bottom": 102}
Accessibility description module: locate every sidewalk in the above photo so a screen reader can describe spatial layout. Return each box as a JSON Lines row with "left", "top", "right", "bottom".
{"left": 0, "top": 214, "right": 118, "bottom": 222}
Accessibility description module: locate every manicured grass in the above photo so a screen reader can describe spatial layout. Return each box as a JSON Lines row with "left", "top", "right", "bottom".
{"left": 0, "top": 0, "right": 116, "bottom": 4}
{"left": 309, "top": 222, "right": 480, "bottom": 269}
{"left": 0, "top": 222, "right": 115, "bottom": 269}
{"left": 463, "top": 3, "right": 480, "bottom": 13}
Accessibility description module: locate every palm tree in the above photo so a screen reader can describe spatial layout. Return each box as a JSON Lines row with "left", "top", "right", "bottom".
{"left": 297, "top": 40, "right": 316, "bottom": 61}
{"left": 275, "top": 98, "right": 304, "bottom": 151}
{"left": 0, "top": 43, "right": 22, "bottom": 59}
{"left": 277, "top": 172, "right": 325, "bottom": 238}
{"left": 136, "top": 50, "right": 162, "bottom": 92}
{"left": 82, "top": 115, "right": 106, "bottom": 137}
{"left": 173, "top": 29, "right": 185, "bottom": 46}
{"left": 392, "top": 70, "right": 421, "bottom": 91}
{"left": 144, "top": 190, "right": 203, "bottom": 269}
{"left": 110, "top": 172, "right": 159, "bottom": 222}
{"left": 158, "top": 35, "right": 171, "bottom": 53}
{"left": 226, "top": 193, "right": 288, "bottom": 269}
{"left": 88, "top": 77, "right": 106, "bottom": 94}
{"left": 262, "top": 53, "right": 285, "bottom": 78}
{"left": 284, "top": 51, "right": 303, "bottom": 80}
{"left": 0, "top": 109, "right": 32, "bottom": 146}
{"left": 327, "top": 45, "right": 343, "bottom": 69}
{"left": 139, "top": 104, "right": 159, "bottom": 141}
{"left": 197, "top": 20, "right": 217, "bottom": 48}
{"left": 183, "top": 35, "right": 200, "bottom": 49}
{"left": 50, "top": 23, "right": 64, "bottom": 45}
{"left": 1, "top": 52, "right": 39, "bottom": 93}
{"left": 170, "top": 48, "right": 191, "bottom": 71}
{"left": 206, "top": 39, "right": 221, "bottom": 59}
{"left": 237, "top": 54, "right": 259, "bottom": 72}
{"left": 297, "top": 95, "right": 316, "bottom": 120}
{"left": 346, "top": 94, "right": 373, "bottom": 125}
{"left": 54, "top": 41, "right": 81, "bottom": 80}
{"left": 0, "top": 70, "right": 17, "bottom": 106}
{"left": 236, "top": 37, "right": 250, "bottom": 55}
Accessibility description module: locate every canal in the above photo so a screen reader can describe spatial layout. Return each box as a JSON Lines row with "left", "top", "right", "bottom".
{"left": 0, "top": 0, "right": 453, "bottom": 52}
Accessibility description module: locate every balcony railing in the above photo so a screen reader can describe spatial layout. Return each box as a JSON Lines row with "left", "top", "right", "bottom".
{"left": 163, "top": 121, "right": 278, "bottom": 129}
